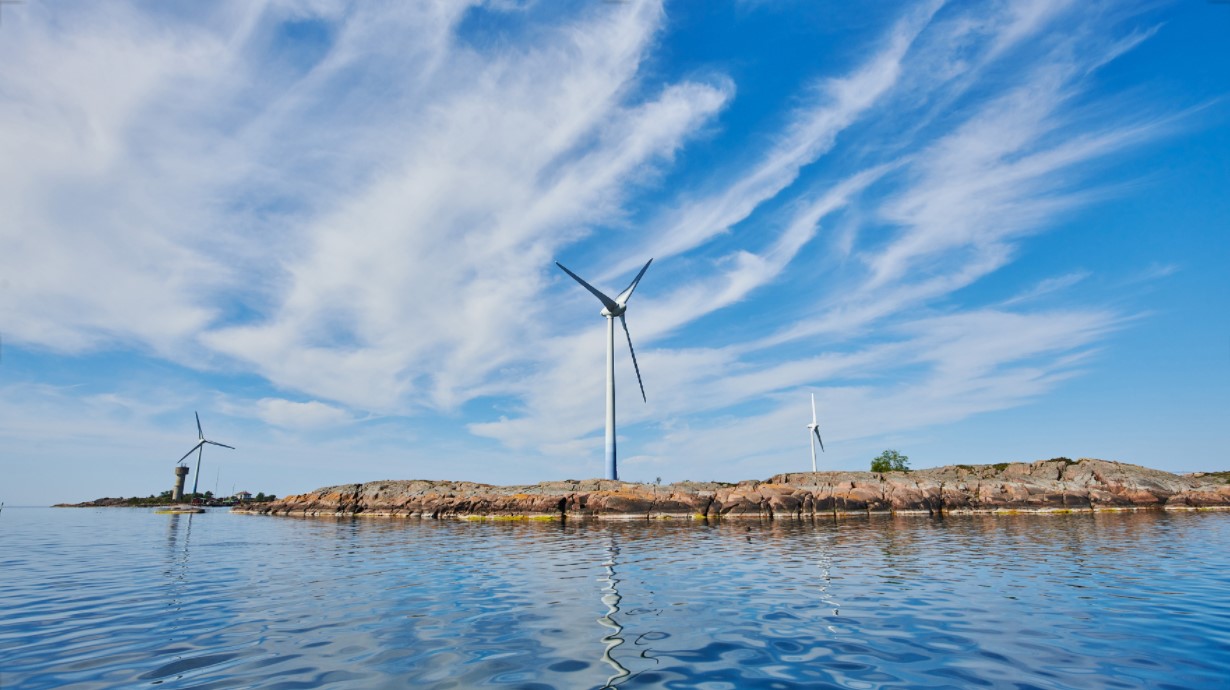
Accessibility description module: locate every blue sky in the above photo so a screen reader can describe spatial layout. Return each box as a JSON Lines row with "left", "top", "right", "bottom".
{"left": 1, "top": 0, "right": 1227, "bottom": 505}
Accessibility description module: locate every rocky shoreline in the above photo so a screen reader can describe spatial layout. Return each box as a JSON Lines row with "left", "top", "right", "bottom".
{"left": 232, "top": 458, "right": 1230, "bottom": 520}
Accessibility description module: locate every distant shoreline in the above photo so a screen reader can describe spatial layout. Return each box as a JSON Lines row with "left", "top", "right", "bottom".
{"left": 54, "top": 497, "right": 276, "bottom": 509}
{"left": 54, "top": 499, "right": 179, "bottom": 508}
{"left": 233, "top": 458, "right": 1230, "bottom": 520}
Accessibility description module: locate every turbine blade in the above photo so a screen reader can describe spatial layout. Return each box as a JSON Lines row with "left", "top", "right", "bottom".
{"left": 810, "top": 393, "right": 817, "bottom": 424}
{"left": 205, "top": 440, "right": 235, "bottom": 450}
{"left": 814, "top": 427, "right": 825, "bottom": 453}
{"left": 614, "top": 258, "right": 653, "bottom": 306}
{"left": 195, "top": 411, "right": 203, "bottom": 440}
{"left": 177, "top": 441, "right": 204, "bottom": 464}
{"left": 620, "top": 314, "right": 646, "bottom": 402}
{"left": 556, "top": 262, "right": 619, "bottom": 312}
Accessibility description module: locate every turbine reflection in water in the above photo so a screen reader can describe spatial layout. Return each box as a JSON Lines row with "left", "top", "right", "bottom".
{"left": 164, "top": 512, "right": 194, "bottom": 581}
{"left": 812, "top": 526, "right": 842, "bottom": 630}
{"left": 597, "top": 534, "right": 630, "bottom": 688}
{"left": 162, "top": 512, "right": 193, "bottom": 631}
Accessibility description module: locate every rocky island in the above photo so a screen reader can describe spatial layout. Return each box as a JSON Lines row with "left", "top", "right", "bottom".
{"left": 233, "top": 458, "right": 1230, "bottom": 520}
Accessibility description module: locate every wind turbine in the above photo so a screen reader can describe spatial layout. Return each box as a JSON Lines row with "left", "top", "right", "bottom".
{"left": 807, "top": 393, "right": 825, "bottom": 472}
{"left": 556, "top": 258, "right": 652, "bottom": 481}
{"left": 177, "top": 412, "right": 234, "bottom": 500}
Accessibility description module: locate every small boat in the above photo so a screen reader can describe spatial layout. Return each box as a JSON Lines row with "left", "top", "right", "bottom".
{"left": 155, "top": 505, "right": 205, "bottom": 514}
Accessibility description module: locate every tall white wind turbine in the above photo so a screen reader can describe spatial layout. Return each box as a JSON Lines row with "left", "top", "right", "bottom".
{"left": 556, "top": 258, "right": 653, "bottom": 481}
{"left": 807, "top": 393, "right": 825, "bottom": 472}
{"left": 177, "top": 412, "right": 235, "bottom": 498}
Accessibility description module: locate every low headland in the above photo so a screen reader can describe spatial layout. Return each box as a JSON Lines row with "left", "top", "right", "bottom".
{"left": 233, "top": 458, "right": 1230, "bottom": 520}
{"left": 54, "top": 493, "right": 279, "bottom": 509}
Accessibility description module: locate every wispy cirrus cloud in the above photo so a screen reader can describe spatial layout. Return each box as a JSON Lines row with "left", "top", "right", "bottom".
{"left": 0, "top": 0, "right": 1202, "bottom": 500}
{"left": 1002, "top": 271, "right": 1091, "bottom": 307}
{"left": 200, "top": 0, "right": 732, "bottom": 411}
{"left": 608, "top": 2, "right": 942, "bottom": 277}
{"left": 472, "top": 0, "right": 1178, "bottom": 466}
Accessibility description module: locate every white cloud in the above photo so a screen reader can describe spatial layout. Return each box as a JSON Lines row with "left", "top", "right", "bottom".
{"left": 623, "top": 306, "right": 1118, "bottom": 478}
{"left": 199, "top": 0, "right": 731, "bottom": 411}
{"left": 252, "top": 398, "right": 353, "bottom": 429}
{"left": 606, "top": 3, "right": 942, "bottom": 278}
{"left": 470, "top": 0, "right": 1173, "bottom": 465}
{"left": 0, "top": 0, "right": 1194, "bottom": 498}
{"left": 0, "top": 3, "right": 233, "bottom": 355}
{"left": 1002, "top": 271, "right": 1091, "bottom": 306}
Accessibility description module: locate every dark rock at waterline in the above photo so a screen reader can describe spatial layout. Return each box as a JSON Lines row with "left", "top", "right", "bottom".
{"left": 233, "top": 458, "right": 1230, "bottom": 520}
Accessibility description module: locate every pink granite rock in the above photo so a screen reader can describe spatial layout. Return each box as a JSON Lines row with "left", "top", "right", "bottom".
{"left": 235, "top": 459, "right": 1230, "bottom": 519}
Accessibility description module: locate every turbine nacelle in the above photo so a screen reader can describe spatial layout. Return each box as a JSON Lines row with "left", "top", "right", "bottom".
{"left": 600, "top": 304, "right": 627, "bottom": 318}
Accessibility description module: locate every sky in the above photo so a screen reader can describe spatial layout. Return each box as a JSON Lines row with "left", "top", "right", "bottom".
{"left": 1, "top": 0, "right": 1227, "bottom": 505}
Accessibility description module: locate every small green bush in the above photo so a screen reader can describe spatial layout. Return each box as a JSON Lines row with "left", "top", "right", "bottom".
{"left": 871, "top": 450, "right": 909, "bottom": 473}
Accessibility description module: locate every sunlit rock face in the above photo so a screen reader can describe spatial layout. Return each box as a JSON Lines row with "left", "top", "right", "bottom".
{"left": 235, "top": 459, "right": 1230, "bottom": 519}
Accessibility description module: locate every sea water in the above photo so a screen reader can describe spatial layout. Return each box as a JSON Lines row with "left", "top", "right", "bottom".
{"left": 3, "top": 507, "right": 1229, "bottom": 689}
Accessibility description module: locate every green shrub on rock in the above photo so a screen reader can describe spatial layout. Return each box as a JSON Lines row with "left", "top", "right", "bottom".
{"left": 871, "top": 450, "right": 910, "bottom": 473}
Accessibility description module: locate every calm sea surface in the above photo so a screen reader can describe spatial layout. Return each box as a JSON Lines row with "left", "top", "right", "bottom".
{"left": 3, "top": 507, "right": 1229, "bottom": 689}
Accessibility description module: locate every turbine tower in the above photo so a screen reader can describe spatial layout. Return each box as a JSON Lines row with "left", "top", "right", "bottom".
{"left": 807, "top": 393, "right": 825, "bottom": 472}
{"left": 175, "top": 412, "right": 235, "bottom": 501}
{"left": 556, "top": 258, "right": 652, "bottom": 481}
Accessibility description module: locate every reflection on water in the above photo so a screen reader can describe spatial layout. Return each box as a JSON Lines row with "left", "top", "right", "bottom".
{"left": 597, "top": 535, "right": 629, "bottom": 687}
{"left": 163, "top": 512, "right": 190, "bottom": 622}
{"left": 811, "top": 524, "right": 841, "bottom": 628}
{"left": 2, "top": 509, "right": 1230, "bottom": 689}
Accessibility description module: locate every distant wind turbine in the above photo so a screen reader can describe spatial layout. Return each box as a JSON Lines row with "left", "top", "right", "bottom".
{"left": 178, "top": 412, "right": 234, "bottom": 499}
{"left": 556, "top": 258, "right": 652, "bottom": 481}
{"left": 807, "top": 393, "right": 825, "bottom": 472}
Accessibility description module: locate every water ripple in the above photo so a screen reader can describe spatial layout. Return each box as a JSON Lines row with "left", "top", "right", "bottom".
{"left": 2, "top": 509, "right": 1229, "bottom": 688}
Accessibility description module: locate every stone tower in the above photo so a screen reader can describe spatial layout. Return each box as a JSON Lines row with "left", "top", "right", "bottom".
{"left": 172, "top": 466, "right": 189, "bottom": 502}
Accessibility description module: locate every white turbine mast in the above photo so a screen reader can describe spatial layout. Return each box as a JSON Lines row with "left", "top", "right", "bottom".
{"left": 556, "top": 258, "right": 652, "bottom": 481}
{"left": 177, "top": 411, "right": 235, "bottom": 498}
{"left": 807, "top": 393, "right": 825, "bottom": 472}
